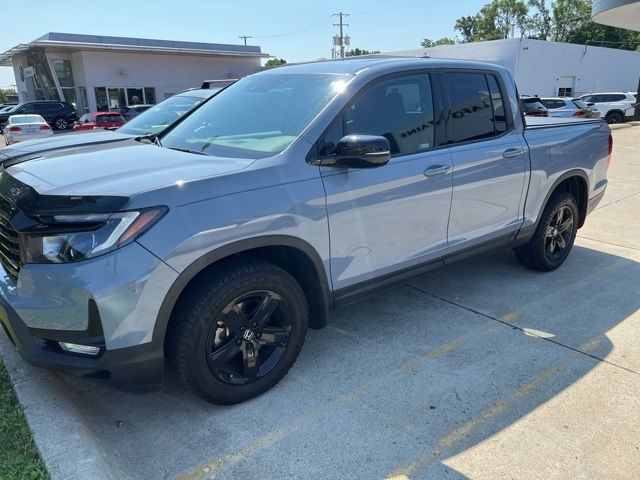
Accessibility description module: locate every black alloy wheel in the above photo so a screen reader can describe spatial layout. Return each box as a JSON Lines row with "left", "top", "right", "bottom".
{"left": 168, "top": 258, "right": 308, "bottom": 404}
{"left": 515, "top": 191, "right": 579, "bottom": 271}
{"left": 206, "top": 290, "right": 292, "bottom": 385}
{"left": 544, "top": 205, "right": 574, "bottom": 260}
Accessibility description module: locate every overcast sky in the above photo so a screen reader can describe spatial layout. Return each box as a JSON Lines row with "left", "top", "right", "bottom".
{"left": 0, "top": 0, "right": 488, "bottom": 89}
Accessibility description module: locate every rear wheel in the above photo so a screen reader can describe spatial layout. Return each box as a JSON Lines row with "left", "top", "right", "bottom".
{"left": 515, "top": 191, "right": 579, "bottom": 271}
{"left": 54, "top": 118, "right": 68, "bottom": 130}
{"left": 167, "top": 259, "right": 308, "bottom": 404}
{"left": 605, "top": 111, "right": 624, "bottom": 124}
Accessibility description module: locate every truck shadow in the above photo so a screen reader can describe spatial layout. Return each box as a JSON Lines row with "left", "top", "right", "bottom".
{"left": 58, "top": 244, "right": 639, "bottom": 479}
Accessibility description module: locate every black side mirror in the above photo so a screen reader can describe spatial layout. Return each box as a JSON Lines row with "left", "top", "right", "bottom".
{"left": 586, "top": 102, "right": 595, "bottom": 107}
{"left": 332, "top": 135, "right": 391, "bottom": 168}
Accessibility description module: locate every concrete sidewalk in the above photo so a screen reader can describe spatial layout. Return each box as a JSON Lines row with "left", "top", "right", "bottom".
{"left": 1, "top": 128, "right": 640, "bottom": 479}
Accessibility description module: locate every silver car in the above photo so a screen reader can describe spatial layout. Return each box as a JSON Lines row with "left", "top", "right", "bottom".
{"left": 2, "top": 114, "right": 53, "bottom": 145}
{"left": 540, "top": 97, "right": 598, "bottom": 118}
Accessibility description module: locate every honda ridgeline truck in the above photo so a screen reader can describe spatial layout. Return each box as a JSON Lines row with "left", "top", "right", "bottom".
{"left": 0, "top": 58, "right": 612, "bottom": 404}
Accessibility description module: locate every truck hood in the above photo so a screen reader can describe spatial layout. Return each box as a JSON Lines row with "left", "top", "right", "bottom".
{"left": 5, "top": 141, "right": 255, "bottom": 198}
{"left": 0, "top": 130, "right": 133, "bottom": 163}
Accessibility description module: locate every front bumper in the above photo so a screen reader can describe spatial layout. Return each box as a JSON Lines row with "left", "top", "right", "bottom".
{"left": 0, "top": 301, "right": 163, "bottom": 391}
{"left": 0, "top": 241, "right": 179, "bottom": 391}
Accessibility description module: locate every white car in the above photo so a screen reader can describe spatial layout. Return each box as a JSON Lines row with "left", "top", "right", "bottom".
{"left": 579, "top": 92, "right": 637, "bottom": 124}
{"left": 2, "top": 114, "right": 53, "bottom": 145}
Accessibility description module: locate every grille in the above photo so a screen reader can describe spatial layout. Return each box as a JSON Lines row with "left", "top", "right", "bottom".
{"left": 0, "top": 194, "right": 21, "bottom": 280}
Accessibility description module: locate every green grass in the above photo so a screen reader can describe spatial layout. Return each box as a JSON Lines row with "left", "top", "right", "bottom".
{"left": 0, "top": 358, "right": 49, "bottom": 480}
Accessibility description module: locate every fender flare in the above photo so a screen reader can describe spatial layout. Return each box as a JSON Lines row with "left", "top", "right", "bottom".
{"left": 151, "top": 235, "right": 332, "bottom": 344}
{"left": 515, "top": 169, "right": 590, "bottom": 244}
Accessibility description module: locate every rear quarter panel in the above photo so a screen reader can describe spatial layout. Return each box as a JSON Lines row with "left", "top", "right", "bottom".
{"left": 522, "top": 120, "right": 610, "bottom": 228}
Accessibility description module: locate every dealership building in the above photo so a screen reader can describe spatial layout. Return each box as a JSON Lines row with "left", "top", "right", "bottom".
{"left": 386, "top": 38, "right": 640, "bottom": 97}
{"left": 0, "top": 32, "right": 268, "bottom": 112}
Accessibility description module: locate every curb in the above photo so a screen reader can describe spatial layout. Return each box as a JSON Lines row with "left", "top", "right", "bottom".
{"left": 0, "top": 332, "right": 121, "bottom": 480}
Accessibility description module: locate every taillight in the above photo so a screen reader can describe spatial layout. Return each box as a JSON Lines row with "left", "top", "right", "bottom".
{"left": 607, "top": 133, "right": 613, "bottom": 171}
{"left": 9, "top": 126, "right": 21, "bottom": 132}
{"left": 40, "top": 124, "right": 51, "bottom": 131}
{"left": 572, "top": 110, "right": 587, "bottom": 117}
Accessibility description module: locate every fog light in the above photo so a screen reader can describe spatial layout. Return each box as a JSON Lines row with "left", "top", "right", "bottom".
{"left": 58, "top": 342, "right": 101, "bottom": 356}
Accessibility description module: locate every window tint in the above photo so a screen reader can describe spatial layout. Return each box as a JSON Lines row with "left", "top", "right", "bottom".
{"left": 444, "top": 72, "right": 495, "bottom": 143}
{"left": 318, "top": 119, "right": 343, "bottom": 157}
{"left": 486, "top": 75, "right": 507, "bottom": 134}
{"left": 541, "top": 99, "right": 566, "bottom": 109}
{"left": 610, "top": 94, "right": 626, "bottom": 102}
{"left": 345, "top": 74, "right": 434, "bottom": 156}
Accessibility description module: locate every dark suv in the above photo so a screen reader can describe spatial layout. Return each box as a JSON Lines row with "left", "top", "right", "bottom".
{"left": 0, "top": 101, "right": 78, "bottom": 130}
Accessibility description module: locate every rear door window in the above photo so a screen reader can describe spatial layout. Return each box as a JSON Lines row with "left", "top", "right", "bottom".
{"left": 345, "top": 74, "right": 435, "bottom": 156}
{"left": 486, "top": 75, "right": 508, "bottom": 134}
{"left": 443, "top": 72, "right": 495, "bottom": 143}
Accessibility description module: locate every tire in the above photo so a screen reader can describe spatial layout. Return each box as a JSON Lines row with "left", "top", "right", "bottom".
{"left": 167, "top": 258, "right": 308, "bottom": 404}
{"left": 515, "top": 191, "right": 579, "bottom": 271}
{"left": 605, "top": 111, "right": 624, "bottom": 125}
{"left": 54, "top": 117, "right": 68, "bottom": 130}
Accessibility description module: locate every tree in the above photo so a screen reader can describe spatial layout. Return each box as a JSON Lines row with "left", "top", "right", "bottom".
{"left": 449, "top": 0, "right": 640, "bottom": 51}
{"left": 345, "top": 48, "right": 381, "bottom": 56}
{"left": 265, "top": 58, "right": 286, "bottom": 68}
{"left": 0, "top": 88, "right": 16, "bottom": 104}
{"left": 421, "top": 38, "right": 456, "bottom": 48}
{"left": 526, "top": 0, "right": 552, "bottom": 40}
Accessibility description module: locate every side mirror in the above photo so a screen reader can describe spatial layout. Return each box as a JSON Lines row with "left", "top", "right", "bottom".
{"left": 586, "top": 102, "right": 595, "bottom": 107}
{"left": 333, "top": 135, "right": 391, "bottom": 168}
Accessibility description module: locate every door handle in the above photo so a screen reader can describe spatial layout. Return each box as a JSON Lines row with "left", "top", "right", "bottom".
{"left": 503, "top": 148, "right": 524, "bottom": 159}
{"left": 423, "top": 164, "right": 451, "bottom": 178}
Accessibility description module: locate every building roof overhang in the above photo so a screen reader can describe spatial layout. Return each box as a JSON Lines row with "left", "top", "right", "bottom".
{"left": 0, "top": 32, "right": 268, "bottom": 66}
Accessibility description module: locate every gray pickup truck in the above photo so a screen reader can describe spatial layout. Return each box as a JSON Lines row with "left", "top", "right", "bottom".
{"left": 0, "top": 58, "right": 611, "bottom": 404}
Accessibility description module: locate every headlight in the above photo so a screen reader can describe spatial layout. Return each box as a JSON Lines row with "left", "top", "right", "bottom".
{"left": 21, "top": 207, "right": 166, "bottom": 264}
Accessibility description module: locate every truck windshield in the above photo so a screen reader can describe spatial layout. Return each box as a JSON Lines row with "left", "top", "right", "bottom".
{"left": 118, "top": 94, "right": 211, "bottom": 135}
{"left": 160, "top": 73, "right": 352, "bottom": 159}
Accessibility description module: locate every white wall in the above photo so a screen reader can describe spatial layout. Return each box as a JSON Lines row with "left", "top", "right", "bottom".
{"left": 77, "top": 51, "right": 261, "bottom": 110}
{"left": 387, "top": 38, "right": 640, "bottom": 97}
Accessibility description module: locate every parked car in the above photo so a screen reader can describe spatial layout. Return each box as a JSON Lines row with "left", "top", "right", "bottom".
{"left": 520, "top": 96, "right": 549, "bottom": 117}
{"left": 539, "top": 97, "right": 598, "bottom": 118}
{"left": 120, "top": 104, "right": 154, "bottom": 121}
{"left": 0, "top": 87, "right": 224, "bottom": 164}
{"left": 73, "top": 112, "right": 127, "bottom": 131}
{"left": 0, "top": 58, "right": 611, "bottom": 404}
{"left": 0, "top": 100, "right": 78, "bottom": 130}
{"left": 579, "top": 92, "right": 636, "bottom": 124}
{"left": 2, "top": 114, "right": 53, "bottom": 145}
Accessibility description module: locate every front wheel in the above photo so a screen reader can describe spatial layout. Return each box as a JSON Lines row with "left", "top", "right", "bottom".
{"left": 167, "top": 259, "right": 308, "bottom": 404}
{"left": 515, "top": 191, "right": 579, "bottom": 271}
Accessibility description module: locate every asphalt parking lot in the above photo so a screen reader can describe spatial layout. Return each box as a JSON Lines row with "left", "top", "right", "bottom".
{"left": 1, "top": 126, "right": 640, "bottom": 479}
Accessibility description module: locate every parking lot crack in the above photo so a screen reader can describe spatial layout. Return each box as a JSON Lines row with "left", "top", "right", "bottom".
{"left": 404, "top": 284, "right": 639, "bottom": 376}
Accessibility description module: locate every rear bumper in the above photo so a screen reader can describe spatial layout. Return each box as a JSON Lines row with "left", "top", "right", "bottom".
{"left": 0, "top": 298, "right": 164, "bottom": 392}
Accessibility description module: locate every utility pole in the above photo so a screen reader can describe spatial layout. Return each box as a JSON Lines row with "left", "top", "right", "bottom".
{"left": 238, "top": 35, "right": 252, "bottom": 46}
{"left": 332, "top": 12, "right": 349, "bottom": 59}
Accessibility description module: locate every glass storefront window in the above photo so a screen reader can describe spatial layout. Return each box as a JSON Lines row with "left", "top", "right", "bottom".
{"left": 94, "top": 87, "right": 108, "bottom": 112}
{"left": 62, "top": 88, "right": 78, "bottom": 111}
{"left": 80, "top": 87, "right": 89, "bottom": 113}
{"left": 126, "top": 88, "right": 144, "bottom": 106}
{"left": 144, "top": 87, "right": 156, "bottom": 104}
{"left": 52, "top": 59, "right": 74, "bottom": 87}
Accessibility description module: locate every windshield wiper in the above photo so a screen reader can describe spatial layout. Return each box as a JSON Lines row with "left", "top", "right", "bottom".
{"left": 166, "top": 147, "right": 210, "bottom": 156}
{"left": 135, "top": 133, "right": 162, "bottom": 146}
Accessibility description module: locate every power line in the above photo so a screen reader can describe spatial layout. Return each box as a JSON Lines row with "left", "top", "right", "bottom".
{"left": 238, "top": 35, "right": 252, "bottom": 46}
{"left": 251, "top": 20, "right": 332, "bottom": 39}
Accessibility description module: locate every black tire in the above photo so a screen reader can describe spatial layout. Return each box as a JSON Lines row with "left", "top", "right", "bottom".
{"left": 167, "top": 258, "right": 308, "bottom": 404}
{"left": 605, "top": 111, "right": 624, "bottom": 125}
{"left": 515, "top": 191, "right": 579, "bottom": 271}
{"left": 54, "top": 117, "right": 68, "bottom": 130}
